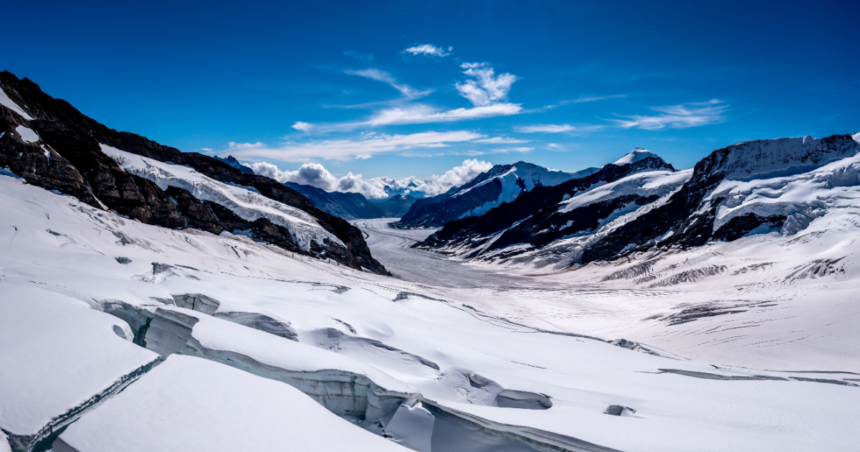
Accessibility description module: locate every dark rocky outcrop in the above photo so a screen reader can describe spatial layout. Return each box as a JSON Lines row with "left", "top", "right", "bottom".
{"left": 419, "top": 157, "right": 675, "bottom": 253}
{"left": 580, "top": 134, "right": 857, "bottom": 263}
{"left": 395, "top": 162, "right": 597, "bottom": 229}
{"left": 0, "top": 70, "right": 387, "bottom": 274}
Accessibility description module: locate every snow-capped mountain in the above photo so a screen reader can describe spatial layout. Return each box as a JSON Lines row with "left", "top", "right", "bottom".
{"left": 214, "top": 155, "right": 254, "bottom": 174}
{"left": 419, "top": 135, "right": 860, "bottom": 271}
{"left": 372, "top": 193, "right": 418, "bottom": 217}
{"left": 395, "top": 162, "right": 599, "bottom": 228}
{"left": 286, "top": 182, "right": 387, "bottom": 220}
{"left": 418, "top": 151, "right": 676, "bottom": 256}
{"left": 0, "top": 70, "right": 387, "bottom": 274}
{"left": 581, "top": 134, "right": 860, "bottom": 262}
{"left": 2, "top": 70, "right": 860, "bottom": 452}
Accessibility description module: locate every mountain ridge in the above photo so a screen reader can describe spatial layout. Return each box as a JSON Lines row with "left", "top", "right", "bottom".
{"left": 0, "top": 70, "right": 388, "bottom": 274}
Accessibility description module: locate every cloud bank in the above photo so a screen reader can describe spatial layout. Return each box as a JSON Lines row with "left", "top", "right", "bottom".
{"left": 249, "top": 159, "right": 494, "bottom": 199}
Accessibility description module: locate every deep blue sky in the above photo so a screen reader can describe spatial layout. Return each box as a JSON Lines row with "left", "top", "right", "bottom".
{"left": 5, "top": 0, "right": 859, "bottom": 181}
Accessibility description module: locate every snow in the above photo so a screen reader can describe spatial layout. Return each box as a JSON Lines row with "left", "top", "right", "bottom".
{"left": 613, "top": 147, "right": 658, "bottom": 165}
{"left": 451, "top": 163, "right": 598, "bottom": 218}
{"left": 560, "top": 170, "right": 692, "bottom": 213}
{"left": 56, "top": 355, "right": 410, "bottom": 452}
{"left": 100, "top": 144, "right": 343, "bottom": 251}
{"left": 2, "top": 167, "right": 860, "bottom": 451}
{"left": 15, "top": 125, "right": 39, "bottom": 143}
{"left": 0, "top": 431, "right": 10, "bottom": 452}
{"left": 183, "top": 307, "right": 416, "bottom": 394}
{"left": 709, "top": 153, "right": 860, "bottom": 233}
{"left": 385, "top": 402, "right": 435, "bottom": 452}
{"left": 0, "top": 87, "right": 33, "bottom": 120}
{"left": 0, "top": 286, "right": 157, "bottom": 445}
{"left": 717, "top": 135, "right": 858, "bottom": 181}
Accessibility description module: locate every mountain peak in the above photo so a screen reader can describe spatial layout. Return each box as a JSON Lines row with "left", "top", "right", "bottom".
{"left": 613, "top": 148, "right": 660, "bottom": 166}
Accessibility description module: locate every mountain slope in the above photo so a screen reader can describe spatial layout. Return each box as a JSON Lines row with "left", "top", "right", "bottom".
{"left": 372, "top": 193, "right": 417, "bottom": 217}
{"left": 0, "top": 70, "right": 387, "bottom": 274}
{"left": 395, "top": 162, "right": 598, "bottom": 228}
{"left": 582, "top": 134, "right": 860, "bottom": 262}
{"left": 1, "top": 170, "right": 858, "bottom": 452}
{"left": 420, "top": 135, "right": 860, "bottom": 271}
{"left": 419, "top": 152, "right": 676, "bottom": 256}
{"left": 286, "top": 182, "right": 385, "bottom": 220}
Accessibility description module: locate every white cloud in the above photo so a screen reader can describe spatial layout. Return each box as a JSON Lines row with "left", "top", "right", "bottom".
{"left": 612, "top": 100, "right": 728, "bottom": 130}
{"left": 201, "top": 147, "right": 213, "bottom": 152}
{"left": 221, "top": 130, "right": 484, "bottom": 162}
{"left": 403, "top": 44, "right": 451, "bottom": 57}
{"left": 344, "top": 68, "right": 427, "bottom": 98}
{"left": 364, "top": 103, "right": 521, "bottom": 126}
{"left": 572, "top": 94, "right": 627, "bottom": 103}
{"left": 292, "top": 121, "right": 313, "bottom": 132}
{"left": 248, "top": 159, "right": 493, "bottom": 199}
{"left": 456, "top": 62, "right": 517, "bottom": 107}
{"left": 515, "top": 124, "right": 575, "bottom": 133}
{"left": 474, "top": 137, "right": 529, "bottom": 144}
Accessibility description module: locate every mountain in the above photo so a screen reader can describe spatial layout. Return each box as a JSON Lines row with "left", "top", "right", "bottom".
{"left": 581, "top": 134, "right": 860, "bottom": 262}
{"left": 371, "top": 193, "right": 418, "bottom": 217}
{"left": 285, "top": 182, "right": 385, "bottom": 220}
{"left": 0, "top": 70, "right": 387, "bottom": 275}
{"left": 214, "top": 155, "right": 254, "bottom": 174}
{"left": 394, "top": 161, "right": 598, "bottom": 229}
{"left": 418, "top": 150, "right": 676, "bottom": 255}
{"left": 419, "top": 136, "right": 860, "bottom": 270}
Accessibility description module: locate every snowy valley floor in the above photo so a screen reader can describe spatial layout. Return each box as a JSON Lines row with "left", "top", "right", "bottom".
{"left": 1, "top": 178, "right": 858, "bottom": 452}
{"left": 356, "top": 218, "right": 860, "bottom": 374}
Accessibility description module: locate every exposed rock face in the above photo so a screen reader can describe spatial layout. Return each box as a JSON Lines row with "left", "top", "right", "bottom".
{"left": 0, "top": 71, "right": 387, "bottom": 274}
{"left": 419, "top": 157, "right": 675, "bottom": 253}
{"left": 581, "top": 134, "right": 858, "bottom": 262}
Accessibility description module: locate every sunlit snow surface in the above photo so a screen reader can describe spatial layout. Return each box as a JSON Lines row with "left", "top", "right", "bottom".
{"left": 0, "top": 87, "right": 33, "bottom": 120}
{"left": 100, "top": 144, "right": 343, "bottom": 251}
{"left": 1, "top": 169, "right": 859, "bottom": 451}
{"left": 56, "top": 355, "right": 408, "bottom": 452}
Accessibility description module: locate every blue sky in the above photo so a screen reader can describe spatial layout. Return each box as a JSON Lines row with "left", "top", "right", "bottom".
{"left": 5, "top": 0, "right": 859, "bottom": 190}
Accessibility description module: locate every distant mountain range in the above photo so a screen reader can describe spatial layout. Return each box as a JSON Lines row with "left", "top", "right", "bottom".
{"left": 416, "top": 135, "right": 860, "bottom": 270}
{"left": 394, "top": 162, "right": 598, "bottom": 228}
{"left": 285, "top": 183, "right": 418, "bottom": 220}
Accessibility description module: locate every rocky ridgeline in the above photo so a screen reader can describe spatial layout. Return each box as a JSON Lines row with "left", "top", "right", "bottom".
{"left": 0, "top": 71, "right": 388, "bottom": 275}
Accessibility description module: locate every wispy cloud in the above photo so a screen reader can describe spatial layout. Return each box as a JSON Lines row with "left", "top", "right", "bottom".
{"left": 612, "top": 100, "right": 728, "bottom": 130}
{"left": 364, "top": 103, "right": 521, "bottom": 126}
{"left": 572, "top": 94, "right": 627, "bottom": 103}
{"left": 474, "top": 137, "right": 530, "bottom": 144}
{"left": 343, "top": 68, "right": 429, "bottom": 98}
{"left": 490, "top": 147, "right": 534, "bottom": 154}
{"left": 514, "top": 124, "right": 574, "bottom": 133}
{"left": 403, "top": 44, "right": 451, "bottom": 57}
{"left": 220, "top": 131, "right": 484, "bottom": 162}
{"left": 344, "top": 50, "right": 374, "bottom": 64}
